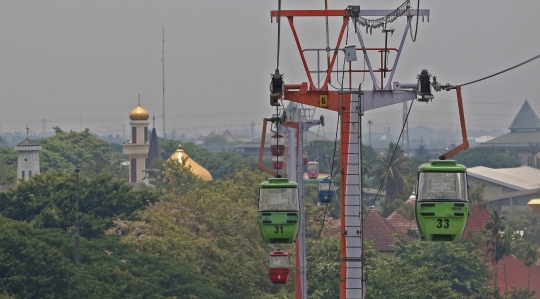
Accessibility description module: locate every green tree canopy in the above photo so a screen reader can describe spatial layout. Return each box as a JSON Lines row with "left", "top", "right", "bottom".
{"left": 36, "top": 128, "right": 128, "bottom": 178}
{"left": 452, "top": 147, "right": 521, "bottom": 169}
{"left": 0, "top": 172, "right": 160, "bottom": 238}
{"left": 110, "top": 170, "right": 282, "bottom": 298}
{"left": 393, "top": 239, "right": 492, "bottom": 296}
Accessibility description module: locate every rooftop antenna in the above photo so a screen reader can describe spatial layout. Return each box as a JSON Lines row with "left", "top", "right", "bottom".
{"left": 162, "top": 28, "right": 166, "bottom": 138}
{"left": 138, "top": 94, "right": 141, "bottom": 106}
{"left": 26, "top": 125, "right": 29, "bottom": 139}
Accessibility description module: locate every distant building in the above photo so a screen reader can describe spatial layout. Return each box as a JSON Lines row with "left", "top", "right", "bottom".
{"left": 122, "top": 104, "right": 150, "bottom": 183}
{"left": 15, "top": 137, "right": 42, "bottom": 181}
{"left": 479, "top": 100, "right": 540, "bottom": 165}
{"left": 196, "top": 129, "right": 250, "bottom": 145}
{"left": 168, "top": 143, "right": 213, "bottom": 181}
{"left": 468, "top": 165, "right": 540, "bottom": 214}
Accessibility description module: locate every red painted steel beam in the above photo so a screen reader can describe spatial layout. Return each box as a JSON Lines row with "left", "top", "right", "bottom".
{"left": 321, "top": 17, "right": 349, "bottom": 91}
{"left": 271, "top": 9, "right": 347, "bottom": 21}
{"left": 288, "top": 17, "right": 316, "bottom": 90}
{"left": 283, "top": 83, "right": 350, "bottom": 112}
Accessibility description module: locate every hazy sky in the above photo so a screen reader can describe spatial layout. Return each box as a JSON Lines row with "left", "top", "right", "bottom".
{"left": 1, "top": 1, "right": 539, "bottom": 139}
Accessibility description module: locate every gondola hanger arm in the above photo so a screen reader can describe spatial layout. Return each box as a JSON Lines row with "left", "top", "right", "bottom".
{"left": 438, "top": 86, "right": 469, "bottom": 160}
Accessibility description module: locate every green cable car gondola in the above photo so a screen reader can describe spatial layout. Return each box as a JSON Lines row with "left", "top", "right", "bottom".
{"left": 258, "top": 178, "right": 300, "bottom": 244}
{"left": 416, "top": 160, "right": 469, "bottom": 242}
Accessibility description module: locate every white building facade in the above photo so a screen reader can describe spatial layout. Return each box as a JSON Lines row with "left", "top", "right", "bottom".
{"left": 15, "top": 139, "right": 42, "bottom": 181}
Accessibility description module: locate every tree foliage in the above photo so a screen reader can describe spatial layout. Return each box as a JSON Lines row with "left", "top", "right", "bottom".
{"left": 110, "top": 170, "right": 285, "bottom": 298}
{"left": 452, "top": 147, "right": 521, "bottom": 169}
{"left": 393, "top": 239, "right": 492, "bottom": 297}
{"left": 0, "top": 172, "right": 160, "bottom": 238}
{"left": 369, "top": 142, "right": 410, "bottom": 203}
{"left": 0, "top": 215, "right": 222, "bottom": 299}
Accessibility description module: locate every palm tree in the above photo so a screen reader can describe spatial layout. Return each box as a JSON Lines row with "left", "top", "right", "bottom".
{"left": 520, "top": 242, "right": 540, "bottom": 290}
{"left": 368, "top": 142, "right": 410, "bottom": 202}
{"left": 499, "top": 229, "right": 514, "bottom": 293}
{"left": 485, "top": 211, "right": 506, "bottom": 291}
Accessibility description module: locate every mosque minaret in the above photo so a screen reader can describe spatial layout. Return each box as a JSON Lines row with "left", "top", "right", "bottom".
{"left": 122, "top": 101, "right": 150, "bottom": 183}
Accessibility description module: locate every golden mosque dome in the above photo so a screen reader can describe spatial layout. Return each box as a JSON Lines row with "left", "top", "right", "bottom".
{"left": 129, "top": 104, "right": 150, "bottom": 121}
{"left": 169, "top": 143, "right": 213, "bottom": 182}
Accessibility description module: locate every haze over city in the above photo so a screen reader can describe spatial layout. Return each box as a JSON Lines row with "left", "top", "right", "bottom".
{"left": 0, "top": 0, "right": 539, "bottom": 139}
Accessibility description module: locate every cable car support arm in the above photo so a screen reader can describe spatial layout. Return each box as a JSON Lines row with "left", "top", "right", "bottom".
{"left": 439, "top": 86, "right": 469, "bottom": 159}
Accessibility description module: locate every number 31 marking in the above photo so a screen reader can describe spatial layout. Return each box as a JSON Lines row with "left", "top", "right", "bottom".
{"left": 437, "top": 219, "right": 449, "bottom": 229}
{"left": 274, "top": 225, "right": 283, "bottom": 233}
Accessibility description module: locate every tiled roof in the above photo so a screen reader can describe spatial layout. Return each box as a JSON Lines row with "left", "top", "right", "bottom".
{"left": 386, "top": 196, "right": 418, "bottom": 234}
{"left": 463, "top": 204, "right": 490, "bottom": 233}
{"left": 16, "top": 138, "right": 38, "bottom": 146}
{"left": 364, "top": 209, "right": 413, "bottom": 252}
{"left": 493, "top": 254, "right": 540, "bottom": 298}
{"left": 509, "top": 100, "right": 540, "bottom": 131}
{"left": 222, "top": 129, "right": 233, "bottom": 137}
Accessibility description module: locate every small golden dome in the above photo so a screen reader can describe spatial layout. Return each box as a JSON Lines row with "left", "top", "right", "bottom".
{"left": 129, "top": 104, "right": 149, "bottom": 120}
{"left": 169, "top": 143, "right": 213, "bottom": 182}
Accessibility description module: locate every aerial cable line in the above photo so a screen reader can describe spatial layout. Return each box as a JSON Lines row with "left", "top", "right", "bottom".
{"left": 451, "top": 53, "right": 540, "bottom": 89}
{"left": 325, "top": 0, "right": 331, "bottom": 83}
{"left": 409, "top": 0, "right": 420, "bottom": 42}
{"left": 363, "top": 99, "right": 415, "bottom": 221}
{"left": 318, "top": 113, "right": 340, "bottom": 238}
{"left": 276, "top": 0, "right": 281, "bottom": 70}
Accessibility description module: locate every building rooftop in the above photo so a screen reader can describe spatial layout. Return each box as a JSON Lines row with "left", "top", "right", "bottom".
{"left": 364, "top": 209, "right": 413, "bottom": 252}
{"left": 478, "top": 130, "right": 540, "bottom": 147}
{"left": 386, "top": 195, "right": 417, "bottom": 234}
{"left": 468, "top": 166, "right": 540, "bottom": 191}
{"left": 169, "top": 143, "right": 213, "bottom": 182}
{"left": 16, "top": 138, "right": 39, "bottom": 146}
{"left": 509, "top": 100, "right": 540, "bottom": 131}
{"left": 493, "top": 254, "right": 540, "bottom": 298}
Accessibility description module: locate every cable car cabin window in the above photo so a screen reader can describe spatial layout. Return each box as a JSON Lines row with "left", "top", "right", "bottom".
{"left": 259, "top": 188, "right": 299, "bottom": 211}
{"left": 319, "top": 181, "right": 334, "bottom": 192}
{"left": 418, "top": 172, "right": 468, "bottom": 202}
{"left": 269, "top": 256, "right": 290, "bottom": 268}
{"left": 307, "top": 163, "right": 318, "bottom": 171}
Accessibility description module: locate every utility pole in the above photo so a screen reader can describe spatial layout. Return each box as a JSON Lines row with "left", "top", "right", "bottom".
{"left": 367, "top": 120, "right": 373, "bottom": 146}
{"left": 403, "top": 101, "right": 410, "bottom": 153}
{"left": 74, "top": 166, "right": 81, "bottom": 264}
{"left": 162, "top": 28, "right": 166, "bottom": 138}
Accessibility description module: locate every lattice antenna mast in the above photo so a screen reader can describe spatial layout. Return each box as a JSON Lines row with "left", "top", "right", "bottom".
{"left": 74, "top": 166, "right": 81, "bottom": 264}
{"left": 162, "top": 28, "right": 166, "bottom": 138}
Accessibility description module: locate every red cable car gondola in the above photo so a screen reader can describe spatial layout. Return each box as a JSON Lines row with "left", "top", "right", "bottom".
{"left": 270, "top": 134, "right": 285, "bottom": 156}
{"left": 307, "top": 161, "right": 319, "bottom": 179}
{"left": 268, "top": 251, "right": 290, "bottom": 284}
{"left": 272, "top": 157, "right": 284, "bottom": 169}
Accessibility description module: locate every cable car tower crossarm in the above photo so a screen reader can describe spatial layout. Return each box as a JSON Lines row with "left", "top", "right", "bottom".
{"left": 270, "top": 4, "right": 430, "bottom": 299}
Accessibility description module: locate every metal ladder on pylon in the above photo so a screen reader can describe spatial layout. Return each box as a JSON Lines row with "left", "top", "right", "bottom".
{"left": 339, "top": 91, "right": 364, "bottom": 299}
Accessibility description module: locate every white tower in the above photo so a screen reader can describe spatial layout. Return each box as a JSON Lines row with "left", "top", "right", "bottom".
{"left": 122, "top": 103, "right": 150, "bottom": 183}
{"left": 15, "top": 137, "right": 42, "bottom": 181}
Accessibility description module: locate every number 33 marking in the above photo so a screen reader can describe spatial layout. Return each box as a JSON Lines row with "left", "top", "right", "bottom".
{"left": 437, "top": 219, "right": 449, "bottom": 229}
